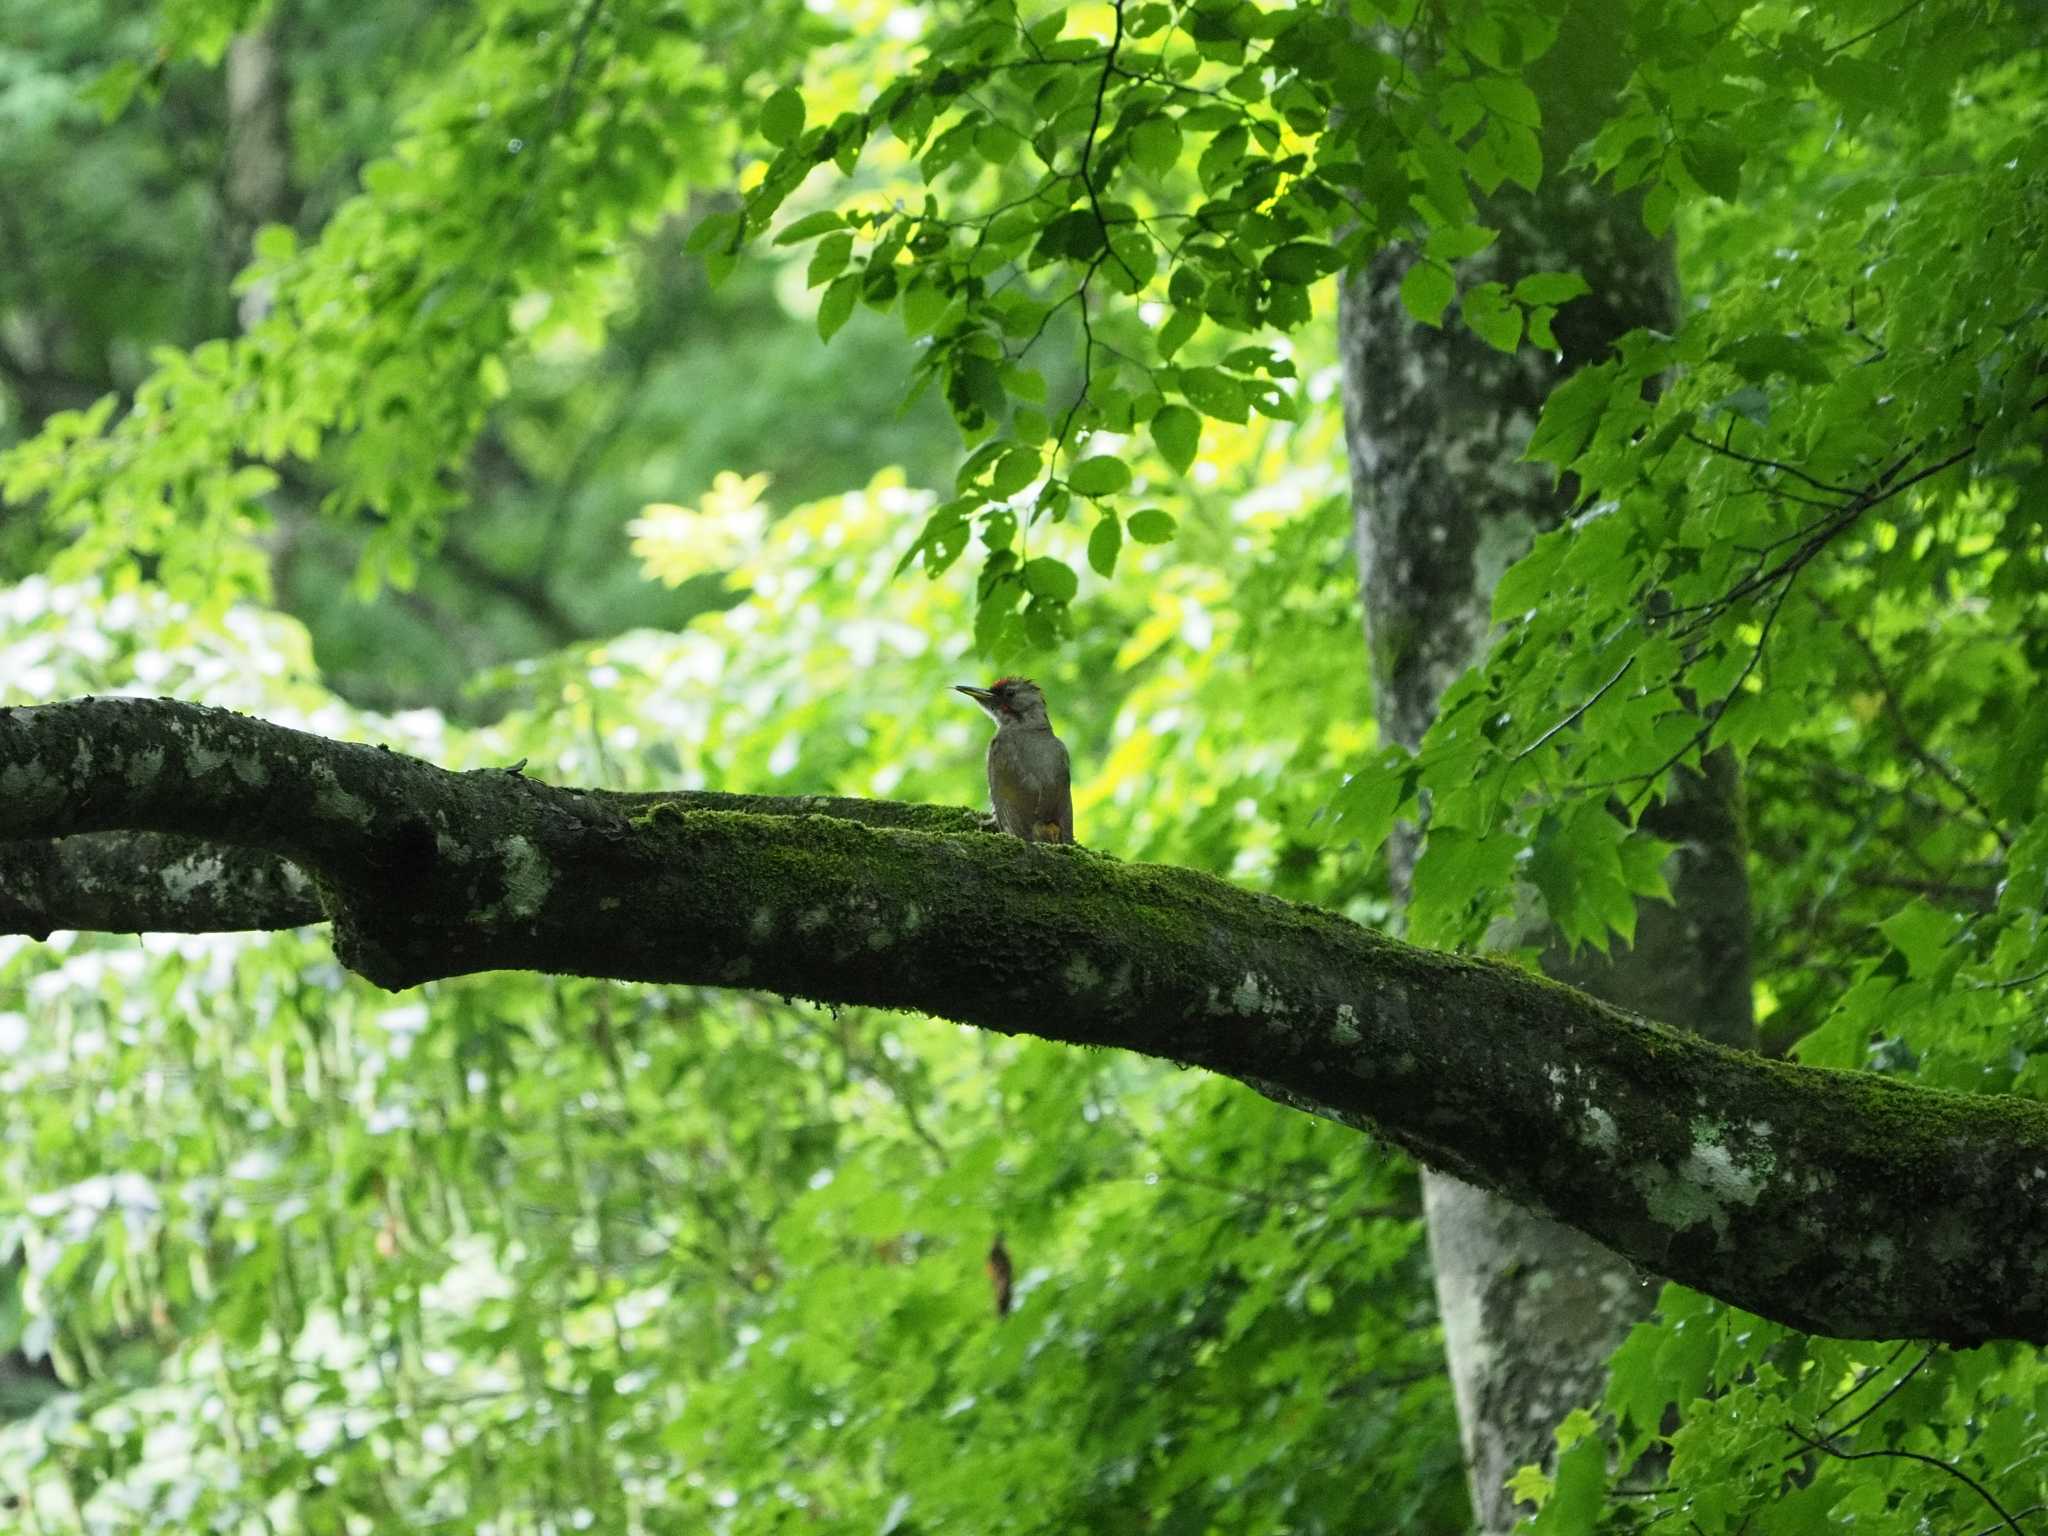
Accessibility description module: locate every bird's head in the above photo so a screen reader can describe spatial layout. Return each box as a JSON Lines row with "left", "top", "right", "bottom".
{"left": 954, "top": 676, "right": 1051, "bottom": 729}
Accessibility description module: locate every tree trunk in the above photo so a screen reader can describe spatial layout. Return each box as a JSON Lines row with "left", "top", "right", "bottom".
{"left": 1337, "top": 117, "right": 1755, "bottom": 1536}
{"left": 224, "top": 27, "right": 291, "bottom": 326}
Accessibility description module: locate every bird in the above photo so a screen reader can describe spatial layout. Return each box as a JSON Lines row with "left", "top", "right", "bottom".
{"left": 954, "top": 677, "right": 1074, "bottom": 844}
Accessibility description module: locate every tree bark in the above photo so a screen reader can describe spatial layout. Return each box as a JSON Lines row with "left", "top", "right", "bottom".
{"left": 224, "top": 27, "right": 291, "bottom": 327}
{"left": 3, "top": 697, "right": 2044, "bottom": 1347}
{"left": 1335, "top": 18, "right": 1753, "bottom": 1524}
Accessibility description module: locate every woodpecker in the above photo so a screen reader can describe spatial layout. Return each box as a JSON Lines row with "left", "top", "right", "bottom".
{"left": 954, "top": 677, "right": 1074, "bottom": 844}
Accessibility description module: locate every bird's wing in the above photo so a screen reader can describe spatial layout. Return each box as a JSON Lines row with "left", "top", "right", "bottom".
{"left": 1051, "top": 736, "right": 1074, "bottom": 843}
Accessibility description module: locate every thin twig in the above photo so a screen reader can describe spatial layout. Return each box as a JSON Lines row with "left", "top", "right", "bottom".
{"left": 1812, "top": 1343, "right": 1913, "bottom": 1423}
{"left": 512, "top": 0, "right": 609, "bottom": 228}
{"left": 1968, "top": 964, "right": 2048, "bottom": 993}
{"left": 1820, "top": 1345, "right": 1935, "bottom": 1440}
{"left": 1608, "top": 431, "right": 1984, "bottom": 804}
{"left": 1825, "top": 0, "right": 1930, "bottom": 56}
{"left": 1623, "top": 572, "right": 1794, "bottom": 811}
{"left": 1970, "top": 1508, "right": 2048, "bottom": 1536}
{"left": 1051, "top": 253, "right": 1107, "bottom": 459}
{"left": 1076, "top": 0, "right": 1141, "bottom": 290}
{"left": 1781, "top": 1425, "right": 2028, "bottom": 1536}
{"left": 1816, "top": 595, "right": 2012, "bottom": 850}
{"left": 1512, "top": 656, "right": 1637, "bottom": 764}
{"left": 1682, "top": 431, "right": 1860, "bottom": 498}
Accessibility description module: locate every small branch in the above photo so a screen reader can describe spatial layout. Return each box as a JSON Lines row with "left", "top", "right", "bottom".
{"left": 1615, "top": 432, "right": 1983, "bottom": 804}
{"left": 514, "top": 0, "right": 609, "bottom": 220}
{"left": 440, "top": 530, "right": 584, "bottom": 646}
{"left": 1751, "top": 746, "right": 1982, "bottom": 835}
{"left": 1825, "top": 0, "right": 1929, "bottom": 57}
{"left": 1845, "top": 872, "right": 1997, "bottom": 910}
{"left": 1682, "top": 431, "right": 1859, "bottom": 498}
{"left": 1668, "top": 440, "right": 1969, "bottom": 631}
{"left": 1971, "top": 1510, "right": 2048, "bottom": 1536}
{"left": 1816, "top": 595, "right": 2012, "bottom": 851}
{"left": 1051, "top": 253, "right": 1107, "bottom": 460}
{"left": 1817, "top": 1345, "right": 1934, "bottom": 1439}
{"left": 1076, "top": 0, "right": 1141, "bottom": 291}
{"left": 1968, "top": 964, "right": 2048, "bottom": 993}
{"left": 1622, "top": 570, "right": 1794, "bottom": 811}
{"left": 1512, "top": 656, "right": 1636, "bottom": 764}
{"left": 0, "top": 833, "right": 322, "bottom": 938}
{"left": 1780, "top": 1424, "right": 2028, "bottom": 1536}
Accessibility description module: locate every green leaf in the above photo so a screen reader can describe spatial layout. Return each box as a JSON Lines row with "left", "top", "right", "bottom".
{"left": 1603, "top": 1317, "right": 1672, "bottom": 1463}
{"left": 1495, "top": 122, "right": 1544, "bottom": 191}
{"left": 1399, "top": 262, "right": 1455, "bottom": 327}
{"left": 1512, "top": 271, "right": 1590, "bottom": 306}
{"left": 1641, "top": 177, "right": 1678, "bottom": 235}
{"left": 1474, "top": 75, "right": 1540, "bottom": 126}
{"left": 1332, "top": 751, "right": 1416, "bottom": 843}
{"left": 817, "top": 274, "right": 859, "bottom": 341}
{"left": 1068, "top": 456, "right": 1132, "bottom": 496}
{"left": 1714, "top": 333, "right": 1834, "bottom": 385}
{"left": 1460, "top": 282, "right": 1523, "bottom": 353}
{"left": 989, "top": 447, "right": 1043, "bottom": 498}
{"left": 1038, "top": 209, "right": 1106, "bottom": 261}
{"left": 760, "top": 88, "right": 806, "bottom": 148}
{"left": 1505, "top": 1464, "right": 1554, "bottom": 1512}
{"left": 1423, "top": 224, "right": 1496, "bottom": 262}
{"left": 1707, "top": 385, "right": 1771, "bottom": 429}
{"left": 1491, "top": 527, "right": 1570, "bottom": 621}
{"left": 807, "top": 233, "right": 854, "bottom": 288}
{"left": 1151, "top": 405, "right": 1200, "bottom": 474}
{"left": 1178, "top": 367, "right": 1247, "bottom": 422}
{"left": 1651, "top": 1289, "right": 1719, "bottom": 1406}
{"left": 1409, "top": 827, "right": 1519, "bottom": 948}
{"left": 1158, "top": 307, "right": 1200, "bottom": 359}
{"left": 1880, "top": 900, "right": 1955, "bottom": 980}
{"left": 1680, "top": 124, "right": 1744, "bottom": 200}
{"left": 1126, "top": 508, "right": 1177, "bottom": 543}
{"left": 685, "top": 210, "right": 740, "bottom": 253}
{"left": 1524, "top": 364, "right": 1612, "bottom": 471}
{"left": 1105, "top": 233, "right": 1158, "bottom": 294}
{"left": 1526, "top": 1435, "right": 1605, "bottom": 1534}
{"left": 1129, "top": 116, "right": 1182, "bottom": 176}
{"left": 1087, "top": 514, "right": 1122, "bottom": 577}
{"left": 772, "top": 210, "right": 846, "bottom": 245}
{"left": 1986, "top": 696, "right": 2048, "bottom": 819}
{"left": 1528, "top": 803, "right": 1636, "bottom": 952}
{"left": 1022, "top": 556, "right": 1078, "bottom": 602}
{"left": 900, "top": 276, "right": 950, "bottom": 337}
{"left": 896, "top": 499, "right": 973, "bottom": 575}
{"left": 1261, "top": 241, "right": 1344, "bottom": 283}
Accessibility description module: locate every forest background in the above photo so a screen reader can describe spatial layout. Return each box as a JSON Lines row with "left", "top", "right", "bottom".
{"left": 1, "top": 0, "right": 2046, "bottom": 1531}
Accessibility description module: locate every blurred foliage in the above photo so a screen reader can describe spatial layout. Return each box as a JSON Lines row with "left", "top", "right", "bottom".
{"left": 3, "top": 0, "right": 2048, "bottom": 1531}
{"left": 0, "top": 495, "right": 1429, "bottom": 1529}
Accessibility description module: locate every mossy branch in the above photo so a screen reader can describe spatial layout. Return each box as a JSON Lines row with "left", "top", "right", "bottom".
{"left": 4, "top": 696, "right": 2047, "bottom": 1345}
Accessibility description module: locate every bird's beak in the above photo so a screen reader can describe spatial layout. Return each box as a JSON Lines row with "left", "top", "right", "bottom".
{"left": 954, "top": 683, "right": 996, "bottom": 707}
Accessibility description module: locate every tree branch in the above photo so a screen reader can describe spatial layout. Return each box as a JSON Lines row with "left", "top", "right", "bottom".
{"left": 0, "top": 832, "right": 323, "bottom": 937}
{"left": 6, "top": 696, "right": 2048, "bottom": 1345}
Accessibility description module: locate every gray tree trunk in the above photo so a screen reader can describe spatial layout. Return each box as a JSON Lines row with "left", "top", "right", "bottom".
{"left": 225, "top": 28, "right": 291, "bottom": 327}
{"left": 1337, "top": 119, "right": 1754, "bottom": 1536}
